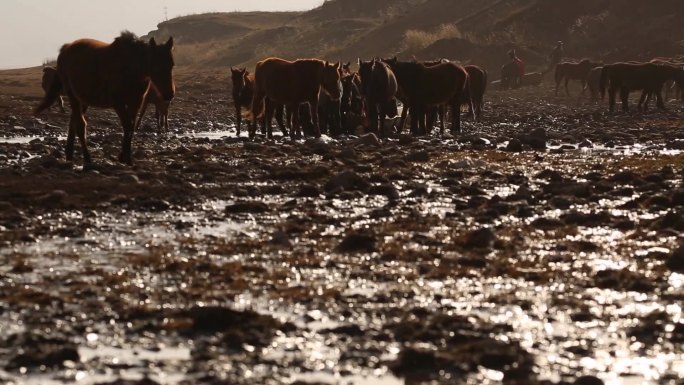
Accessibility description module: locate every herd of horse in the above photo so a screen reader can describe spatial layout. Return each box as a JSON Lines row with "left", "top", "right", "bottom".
{"left": 553, "top": 57, "right": 684, "bottom": 111}
{"left": 34, "top": 32, "right": 684, "bottom": 166}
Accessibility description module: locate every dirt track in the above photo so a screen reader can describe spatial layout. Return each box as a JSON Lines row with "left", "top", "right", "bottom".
{"left": 1, "top": 72, "right": 684, "bottom": 385}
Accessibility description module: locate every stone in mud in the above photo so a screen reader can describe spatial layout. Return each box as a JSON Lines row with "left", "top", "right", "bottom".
{"left": 531, "top": 217, "right": 564, "bottom": 230}
{"left": 94, "top": 379, "right": 161, "bottom": 385}
{"left": 651, "top": 210, "right": 684, "bottom": 231}
{"left": 465, "top": 227, "right": 497, "bottom": 249}
{"left": 505, "top": 138, "right": 523, "bottom": 152}
{"left": 324, "top": 170, "right": 369, "bottom": 193}
{"left": 397, "top": 134, "right": 414, "bottom": 145}
{"left": 405, "top": 150, "right": 430, "bottom": 162}
{"left": 179, "top": 306, "right": 280, "bottom": 347}
{"left": 137, "top": 198, "right": 171, "bottom": 212}
{"left": 354, "top": 132, "right": 381, "bottom": 146}
{"left": 225, "top": 201, "right": 269, "bottom": 214}
{"left": 37, "top": 190, "right": 67, "bottom": 206}
{"left": 306, "top": 138, "right": 332, "bottom": 155}
{"left": 518, "top": 127, "right": 547, "bottom": 150}
{"left": 4, "top": 333, "right": 79, "bottom": 370}
{"left": 368, "top": 183, "right": 400, "bottom": 200}
{"left": 573, "top": 375, "right": 604, "bottom": 385}
{"left": 578, "top": 139, "right": 594, "bottom": 148}
{"left": 336, "top": 232, "right": 376, "bottom": 253}
{"left": 119, "top": 173, "right": 140, "bottom": 184}
{"left": 296, "top": 184, "right": 322, "bottom": 197}
{"left": 666, "top": 246, "right": 684, "bottom": 273}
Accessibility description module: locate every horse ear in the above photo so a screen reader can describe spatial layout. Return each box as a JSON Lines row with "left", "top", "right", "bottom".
{"left": 166, "top": 37, "right": 174, "bottom": 49}
{"left": 149, "top": 37, "right": 157, "bottom": 47}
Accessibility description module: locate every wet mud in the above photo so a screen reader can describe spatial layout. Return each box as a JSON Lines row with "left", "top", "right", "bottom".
{"left": 0, "top": 82, "right": 683, "bottom": 385}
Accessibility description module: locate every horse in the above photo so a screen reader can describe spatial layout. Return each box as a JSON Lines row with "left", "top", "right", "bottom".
{"left": 384, "top": 57, "right": 469, "bottom": 135}
{"left": 584, "top": 66, "right": 603, "bottom": 101}
{"left": 500, "top": 61, "right": 521, "bottom": 89}
{"left": 342, "top": 73, "right": 363, "bottom": 132}
{"left": 600, "top": 62, "right": 684, "bottom": 112}
{"left": 250, "top": 58, "right": 342, "bottom": 139}
{"left": 464, "top": 65, "right": 487, "bottom": 120}
{"left": 41, "top": 67, "right": 66, "bottom": 113}
{"left": 35, "top": 32, "right": 175, "bottom": 166}
{"left": 134, "top": 88, "right": 170, "bottom": 131}
{"left": 358, "top": 59, "right": 398, "bottom": 138}
{"left": 554, "top": 59, "right": 602, "bottom": 96}
{"left": 231, "top": 67, "right": 287, "bottom": 137}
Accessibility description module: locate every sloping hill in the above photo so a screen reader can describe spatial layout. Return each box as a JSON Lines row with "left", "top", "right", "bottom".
{"left": 143, "top": 0, "right": 684, "bottom": 72}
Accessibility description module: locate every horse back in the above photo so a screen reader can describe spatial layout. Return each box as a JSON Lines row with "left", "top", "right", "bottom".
{"left": 419, "top": 62, "right": 467, "bottom": 103}
{"left": 255, "top": 58, "right": 323, "bottom": 103}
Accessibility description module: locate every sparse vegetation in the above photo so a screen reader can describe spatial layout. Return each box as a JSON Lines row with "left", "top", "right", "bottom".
{"left": 402, "top": 24, "right": 463, "bottom": 52}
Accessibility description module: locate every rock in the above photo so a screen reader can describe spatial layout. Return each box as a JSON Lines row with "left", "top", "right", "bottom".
{"left": 324, "top": 171, "right": 369, "bottom": 193}
{"left": 305, "top": 138, "right": 332, "bottom": 155}
{"left": 505, "top": 138, "right": 523, "bottom": 152}
{"left": 522, "top": 127, "right": 547, "bottom": 150}
{"left": 37, "top": 190, "right": 67, "bottom": 206}
{"left": 666, "top": 246, "right": 684, "bottom": 273}
{"left": 296, "top": 184, "right": 321, "bottom": 197}
{"left": 368, "top": 183, "right": 400, "bottom": 200}
{"left": 573, "top": 375, "right": 604, "bottom": 385}
{"left": 119, "top": 174, "right": 140, "bottom": 184}
{"left": 270, "top": 231, "right": 291, "bottom": 246}
{"left": 465, "top": 227, "right": 497, "bottom": 249}
{"left": 354, "top": 132, "right": 381, "bottom": 146}
{"left": 225, "top": 201, "right": 269, "bottom": 214}
{"left": 405, "top": 150, "right": 430, "bottom": 162}
{"left": 137, "top": 198, "right": 171, "bottom": 212}
{"left": 579, "top": 139, "right": 594, "bottom": 148}
{"left": 397, "top": 134, "right": 414, "bottom": 145}
{"left": 336, "top": 232, "right": 376, "bottom": 253}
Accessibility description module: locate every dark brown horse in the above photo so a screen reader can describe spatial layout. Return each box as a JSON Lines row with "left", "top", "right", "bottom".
{"left": 231, "top": 67, "right": 287, "bottom": 137}
{"left": 35, "top": 32, "right": 175, "bottom": 166}
{"left": 384, "top": 58, "right": 469, "bottom": 135}
{"left": 600, "top": 62, "right": 684, "bottom": 112}
{"left": 134, "top": 87, "right": 170, "bottom": 131}
{"left": 250, "top": 58, "right": 342, "bottom": 139}
{"left": 464, "top": 65, "right": 487, "bottom": 120}
{"left": 41, "top": 67, "right": 65, "bottom": 113}
{"left": 554, "top": 59, "right": 602, "bottom": 96}
{"left": 358, "top": 59, "right": 398, "bottom": 138}
{"left": 500, "top": 62, "right": 521, "bottom": 89}
{"left": 584, "top": 66, "right": 603, "bottom": 101}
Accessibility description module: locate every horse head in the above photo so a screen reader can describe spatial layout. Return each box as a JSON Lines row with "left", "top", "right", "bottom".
{"left": 148, "top": 37, "right": 175, "bottom": 102}
{"left": 230, "top": 67, "right": 247, "bottom": 94}
{"left": 321, "top": 61, "right": 342, "bottom": 101}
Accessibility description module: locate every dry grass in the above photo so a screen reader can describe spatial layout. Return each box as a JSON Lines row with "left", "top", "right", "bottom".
{"left": 403, "top": 24, "right": 463, "bottom": 52}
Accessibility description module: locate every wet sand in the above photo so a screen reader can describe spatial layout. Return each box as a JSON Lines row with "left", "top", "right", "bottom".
{"left": 0, "top": 72, "right": 683, "bottom": 385}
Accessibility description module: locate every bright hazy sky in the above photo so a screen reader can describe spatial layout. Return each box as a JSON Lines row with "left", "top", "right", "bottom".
{"left": 0, "top": 0, "right": 323, "bottom": 69}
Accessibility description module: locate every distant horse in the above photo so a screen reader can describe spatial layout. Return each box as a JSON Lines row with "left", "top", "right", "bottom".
{"left": 464, "top": 65, "right": 487, "bottom": 120}
{"left": 358, "top": 59, "right": 398, "bottom": 138}
{"left": 384, "top": 57, "right": 469, "bottom": 135}
{"left": 41, "top": 67, "right": 65, "bottom": 113}
{"left": 231, "top": 67, "right": 286, "bottom": 137}
{"left": 500, "top": 61, "right": 521, "bottom": 89}
{"left": 554, "top": 59, "right": 602, "bottom": 96}
{"left": 600, "top": 62, "right": 684, "bottom": 112}
{"left": 251, "top": 58, "right": 342, "bottom": 139}
{"left": 35, "top": 32, "right": 175, "bottom": 166}
{"left": 134, "top": 88, "right": 170, "bottom": 131}
{"left": 584, "top": 66, "right": 603, "bottom": 101}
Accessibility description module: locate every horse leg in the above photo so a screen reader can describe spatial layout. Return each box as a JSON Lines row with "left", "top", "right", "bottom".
{"left": 639, "top": 91, "right": 648, "bottom": 112}
{"left": 439, "top": 105, "right": 446, "bottom": 134}
{"left": 565, "top": 78, "right": 570, "bottom": 96}
{"left": 71, "top": 104, "right": 91, "bottom": 166}
{"left": 608, "top": 88, "right": 616, "bottom": 112}
{"left": 451, "top": 100, "right": 461, "bottom": 134}
{"left": 235, "top": 103, "right": 242, "bottom": 137}
{"left": 265, "top": 100, "right": 275, "bottom": 139}
{"left": 275, "top": 104, "right": 288, "bottom": 136}
{"left": 656, "top": 90, "right": 666, "bottom": 110}
{"left": 114, "top": 104, "right": 135, "bottom": 165}
{"left": 620, "top": 89, "right": 630, "bottom": 112}
{"left": 378, "top": 102, "right": 387, "bottom": 139}
{"left": 398, "top": 103, "right": 408, "bottom": 134}
{"left": 58, "top": 96, "right": 66, "bottom": 114}
{"left": 310, "top": 99, "right": 321, "bottom": 138}
{"left": 290, "top": 103, "right": 300, "bottom": 140}
{"left": 65, "top": 98, "right": 80, "bottom": 162}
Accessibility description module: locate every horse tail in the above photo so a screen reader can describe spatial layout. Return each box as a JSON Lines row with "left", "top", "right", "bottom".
{"left": 248, "top": 81, "right": 266, "bottom": 121}
{"left": 35, "top": 69, "right": 63, "bottom": 115}
{"left": 599, "top": 66, "right": 609, "bottom": 99}
{"left": 463, "top": 70, "right": 476, "bottom": 118}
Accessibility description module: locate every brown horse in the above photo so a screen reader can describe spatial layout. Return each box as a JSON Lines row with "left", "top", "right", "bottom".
{"left": 250, "top": 58, "right": 342, "bottom": 139}
{"left": 358, "top": 59, "right": 398, "bottom": 138}
{"left": 134, "top": 88, "right": 170, "bottom": 131}
{"left": 35, "top": 32, "right": 175, "bottom": 166}
{"left": 385, "top": 58, "right": 469, "bottom": 135}
{"left": 500, "top": 62, "right": 521, "bottom": 89}
{"left": 464, "top": 65, "right": 487, "bottom": 120}
{"left": 600, "top": 62, "right": 684, "bottom": 112}
{"left": 554, "top": 59, "right": 602, "bottom": 96}
{"left": 41, "top": 67, "right": 65, "bottom": 113}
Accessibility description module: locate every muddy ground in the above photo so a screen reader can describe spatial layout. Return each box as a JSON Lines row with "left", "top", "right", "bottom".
{"left": 1, "top": 69, "right": 684, "bottom": 385}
